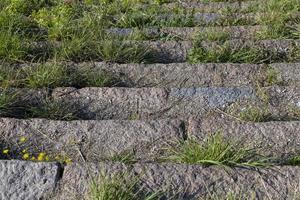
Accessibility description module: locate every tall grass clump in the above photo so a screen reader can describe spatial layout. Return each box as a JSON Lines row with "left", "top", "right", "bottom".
{"left": 164, "top": 133, "right": 269, "bottom": 167}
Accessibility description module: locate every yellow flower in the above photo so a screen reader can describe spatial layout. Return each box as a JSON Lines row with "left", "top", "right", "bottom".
{"left": 20, "top": 137, "right": 27, "bottom": 143}
{"left": 2, "top": 149, "right": 9, "bottom": 154}
{"left": 23, "top": 153, "right": 30, "bottom": 160}
{"left": 65, "top": 158, "right": 72, "bottom": 164}
{"left": 37, "top": 152, "right": 46, "bottom": 161}
{"left": 45, "top": 156, "right": 50, "bottom": 161}
{"left": 22, "top": 149, "right": 27, "bottom": 154}
{"left": 31, "top": 156, "right": 36, "bottom": 161}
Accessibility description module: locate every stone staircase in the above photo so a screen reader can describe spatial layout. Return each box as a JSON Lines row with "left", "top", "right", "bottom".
{"left": 0, "top": 0, "right": 300, "bottom": 199}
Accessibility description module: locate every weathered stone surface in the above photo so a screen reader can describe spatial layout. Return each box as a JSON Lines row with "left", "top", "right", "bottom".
{"left": 146, "top": 41, "right": 191, "bottom": 63}
{"left": 59, "top": 162, "right": 300, "bottom": 200}
{"left": 144, "top": 39, "right": 299, "bottom": 63}
{"left": 271, "top": 63, "right": 300, "bottom": 84}
{"left": 107, "top": 26, "right": 263, "bottom": 40}
{"left": 78, "top": 62, "right": 266, "bottom": 87}
{"left": 51, "top": 87, "right": 255, "bottom": 120}
{"left": 3, "top": 86, "right": 299, "bottom": 120}
{"left": 226, "top": 85, "right": 300, "bottom": 121}
{"left": 0, "top": 118, "right": 185, "bottom": 162}
{"left": 171, "top": 0, "right": 260, "bottom": 12}
{"left": 0, "top": 160, "right": 60, "bottom": 200}
{"left": 188, "top": 114, "right": 300, "bottom": 158}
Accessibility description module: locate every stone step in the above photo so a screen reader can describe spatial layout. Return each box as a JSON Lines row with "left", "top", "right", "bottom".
{"left": 107, "top": 25, "right": 263, "bottom": 40}
{"left": 59, "top": 162, "right": 300, "bottom": 200}
{"left": 9, "top": 62, "right": 300, "bottom": 88}
{"left": 3, "top": 85, "right": 299, "bottom": 120}
{"left": 0, "top": 62, "right": 300, "bottom": 88}
{"left": 74, "top": 62, "right": 300, "bottom": 87}
{"left": 28, "top": 39, "right": 300, "bottom": 63}
{"left": 52, "top": 86, "right": 300, "bottom": 120}
{"left": 146, "top": 39, "right": 300, "bottom": 63}
{"left": 171, "top": 0, "right": 260, "bottom": 12}
{"left": 1, "top": 117, "right": 300, "bottom": 163}
{"left": 0, "top": 160, "right": 61, "bottom": 200}
{"left": 188, "top": 115, "right": 300, "bottom": 159}
{"left": 0, "top": 118, "right": 185, "bottom": 162}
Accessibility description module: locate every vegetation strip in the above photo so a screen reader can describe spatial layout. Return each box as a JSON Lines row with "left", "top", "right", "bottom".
{"left": 61, "top": 162, "right": 300, "bottom": 199}
{"left": 1, "top": 0, "right": 299, "bottom": 64}
{"left": 2, "top": 62, "right": 299, "bottom": 88}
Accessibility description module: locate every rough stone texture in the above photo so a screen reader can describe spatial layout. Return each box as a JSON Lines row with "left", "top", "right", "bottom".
{"left": 226, "top": 85, "right": 300, "bottom": 121}
{"left": 271, "top": 63, "right": 300, "bottom": 84}
{"left": 0, "top": 160, "right": 60, "bottom": 200}
{"left": 107, "top": 26, "right": 263, "bottom": 40}
{"left": 4, "top": 86, "right": 299, "bottom": 120}
{"left": 51, "top": 87, "right": 255, "bottom": 120}
{"left": 143, "top": 39, "right": 299, "bottom": 63}
{"left": 0, "top": 118, "right": 185, "bottom": 162}
{"left": 78, "top": 62, "right": 267, "bottom": 87}
{"left": 146, "top": 41, "right": 191, "bottom": 63}
{"left": 188, "top": 114, "right": 300, "bottom": 158}
{"left": 266, "top": 86, "right": 300, "bottom": 118}
{"left": 171, "top": 0, "right": 260, "bottom": 12}
{"left": 59, "top": 162, "right": 300, "bottom": 200}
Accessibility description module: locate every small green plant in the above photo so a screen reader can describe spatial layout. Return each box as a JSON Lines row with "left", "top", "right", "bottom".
{"left": 264, "top": 67, "right": 281, "bottom": 86}
{"left": 104, "top": 150, "right": 137, "bottom": 165}
{"left": 188, "top": 43, "right": 263, "bottom": 64}
{"left": 58, "top": 27, "right": 150, "bottom": 63}
{"left": 164, "top": 133, "right": 268, "bottom": 167}
{"left": 0, "top": 29, "right": 26, "bottom": 62}
{"left": 188, "top": 40, "right": 298, "bottom": 64}
{"left": 239, "top": 106, "right": 270, "bottom": 122}
{"left": 79, "top": 69, "right": 116, "bottom": 87}
{"left": 89, "top": 172, "right": 161, "bottom": 200}
{"left": 286, "top": 155, "right": 300, "bottom": 165}
{"left": 255, "top": 0, "right": 300, "bottom": 39}
{"left": 24, "top": 63, "right": 68, "bottom": 88}
{"left": 28, "top": 98, "right": 79, "bottom": 120}
{"left": 32, "top": 4, "right": 77, "bottom": 40}
{"left": 194, "top": 30, "right": 230, "bottom": 42}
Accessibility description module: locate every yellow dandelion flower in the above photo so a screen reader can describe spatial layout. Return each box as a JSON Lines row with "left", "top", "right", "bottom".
{"left": 3, "top": 149, "right": 9, "bottom": 154}
{"left": 45, "top": 155, "right": 50, "bottom": 161}
{"left": 23, "top": 153, "right": 30, "bottom": 160}
{"left": 22, "top": 149, "right": 27, "bottom": 154}
{"left": 20, "top": 137, "right": 27, "bottom": 143}
{"left": 31, "top": 156, "right": 36, "bottom": 161}
{"left": 37, "top": 152, "right": 46, "bottom": 161}
{"left": 65, "top": 158, "right": 72, "bottom": 164}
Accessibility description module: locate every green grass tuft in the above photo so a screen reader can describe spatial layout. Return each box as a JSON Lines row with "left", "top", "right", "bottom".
{"left": 239, "top": 106, "right": 271, "bottom": 122}
{"left": 25, "top": 63, "right": 68, "bottom": 88}
{"left": 28, "top": 98, "right": 79, "bottom": 120}
{"left": 89, "top": 172, "right": 161, "bottom": 200}
{"left": 285, "top": 155, "right": 300, "bottom": 165}
{"left": 164, "top": 133, "right": 268, "bottom": 167}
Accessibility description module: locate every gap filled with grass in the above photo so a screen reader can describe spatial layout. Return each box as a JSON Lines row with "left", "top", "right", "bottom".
{"left": 0, "top": 63, "right": 119, "bottom": 88}
{"left": 89, "top": 172, "right": 161, "bottom": 200}
{"left": 0, "top": 89, "right": 80, "bottom": 120}
{"left": 188, "top": 40, "right": 300, "bottom": 64}
{"left": 163, "top": 133, "right": 270, "bottom": 167}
